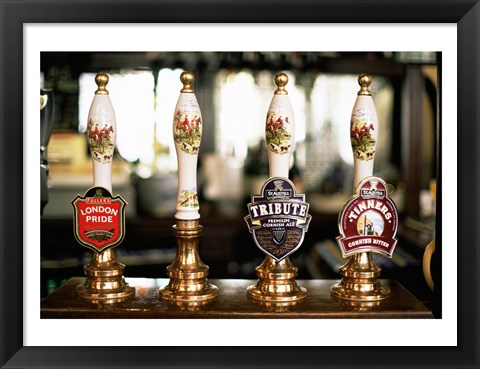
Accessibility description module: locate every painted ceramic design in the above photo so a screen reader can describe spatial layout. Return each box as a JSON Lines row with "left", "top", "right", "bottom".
{"left": 265, "top": 111, "right": 292, "bottom": 154}
{"left": 87, "top": 118, "right": 115, "bottom": 163}
{"left": 350, "top": 108, "right": 376, "bottom": 161}
{"left": 173, "top": 102, "right": 202, "bottom": 155}
{"left": 177, "top": 188, "right": 199, "bottom": 208}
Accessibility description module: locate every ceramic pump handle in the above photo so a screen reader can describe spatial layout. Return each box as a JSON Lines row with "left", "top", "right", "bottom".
{"left": 265, "top": 72, "right": 295, "bottom": 179}
{"left": 173, "top": 71, "right": 202, "bottom": 220}
{"left": 350, "top": 73, "right": 379, "bottom": 189}
{"left": 86, "top": 72, "right": 116, "bottom": 192}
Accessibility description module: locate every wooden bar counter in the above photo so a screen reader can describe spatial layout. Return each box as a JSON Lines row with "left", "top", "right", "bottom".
{"left": 41, "top": 278, "right": 433, "bottom": 319}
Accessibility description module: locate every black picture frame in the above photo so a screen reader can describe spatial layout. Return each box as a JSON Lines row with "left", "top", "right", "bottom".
{"left": 1, "top": 1, "right": 478, "bottom": 368}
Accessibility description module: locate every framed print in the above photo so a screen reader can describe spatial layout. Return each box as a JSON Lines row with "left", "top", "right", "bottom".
{"left": 1, "top": 0, "right": 478, "bottom": 368}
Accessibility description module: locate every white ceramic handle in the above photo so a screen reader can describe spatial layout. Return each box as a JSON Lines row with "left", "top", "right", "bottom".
{"left": 265, "top": 72, "right": 295, "bottom": 179}
{"left": 350, "top": 74, "right": 379, "bottom": 189}
{"left": 173, "top": 71, "right": 202, "bottom": 220}
{"left": 86, "top": 73, "right": 116, "bottom": 192}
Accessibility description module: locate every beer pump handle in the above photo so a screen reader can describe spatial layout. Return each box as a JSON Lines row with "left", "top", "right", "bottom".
{"left": 40, "top": 88, "right": 54, "bottom": 151}
{"left": 173, "top": 71, "right": 202, "bottom": 220}
{"left": 86, "top": 72, "right": 116, "bottom": 192}
{"left": 330, "top": 73, "right": 392, "bottom": 302}
{"left": 265, "top": 72, "right": 295, "bottom": 179}
{"left": 350, "top": 74, "right": 379, "bottom": 189}
{"left": 41, "top": 88, "right": 54, "bottom": 215}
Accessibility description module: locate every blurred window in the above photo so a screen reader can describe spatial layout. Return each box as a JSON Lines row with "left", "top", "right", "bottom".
{"left": 153, "top": 68, "right": 183, "bottom": 174}
{"left": 78, "top": 67, "right": 394, "bottom": 197}
{"left": 214, "top": 70, "right": 393, "bottom": 195}
{"left": 214, "top": 70, "right": 306, "bottom": 161}
{"left": 79, "top": 70, "right": 155, "bottom": 164}
{"left": 305, "top": 74, "right": 394, "bottom": 193}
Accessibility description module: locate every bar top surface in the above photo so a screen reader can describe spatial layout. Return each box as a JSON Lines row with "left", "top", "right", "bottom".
{"left": 40, "top": 278, "right": 433, "bottom": 319}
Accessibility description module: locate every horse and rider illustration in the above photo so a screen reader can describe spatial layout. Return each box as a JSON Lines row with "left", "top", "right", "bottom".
{"left": 87, "top": 118, "right": 115, "bottom": 160}
{"left": 174, "top": 109, "right": 202, "bottom": 154}
{"left": 266, "top": 113, "right": 291, "bottom": 154}
{"left": 350, "top": 110, "right": 376, "bottom": 160}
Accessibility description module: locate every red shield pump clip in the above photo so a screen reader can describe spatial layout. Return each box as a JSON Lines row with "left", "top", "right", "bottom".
{"left": 72, "top": 186, "right": 127, "bottom": 253}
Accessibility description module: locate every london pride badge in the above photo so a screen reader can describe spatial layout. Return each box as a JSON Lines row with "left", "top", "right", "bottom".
{"left": 338, "top": 177, "right": 398, "bottom": 258}
{"left": 72, "top": 186, "right": 127, "bottom": 253}
{"left": 245, "top": 177, "right": 311, "bottom": 261}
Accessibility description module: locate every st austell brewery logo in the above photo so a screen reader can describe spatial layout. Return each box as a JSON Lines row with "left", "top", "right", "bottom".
{"left": 245, "top": 177, "right": 311, "bottom": 261}
{"left": 72, "top": 186, "right": 127, "bottom": 253}
{"left": 337, "top": 177, "right": 398, "bottom": 258}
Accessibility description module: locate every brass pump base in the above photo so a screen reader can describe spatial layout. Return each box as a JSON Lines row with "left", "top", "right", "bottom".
{"left": 331, "top": 252, "right": 390, "bottom": 301}
{"left": 247, "top": 256, "right": 307, "bottom": 303}
{"left": 76, "top": 249, "right": 135, "bottom": 303}
{"left": 160, "top": 220, "right": 218, "bottom": 303}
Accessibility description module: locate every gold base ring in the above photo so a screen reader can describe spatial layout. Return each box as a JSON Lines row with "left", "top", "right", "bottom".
{"left": 75, "top": 284, "right": 135, "bottom": 304}
{"left": 160, "top": 284, "right": 218, "bottom": 302}
{"left": 246, "top": 283, "right": 307, "bottom": 303}
{"left": 330, "top": 282, "right": 390, "bottom": 301}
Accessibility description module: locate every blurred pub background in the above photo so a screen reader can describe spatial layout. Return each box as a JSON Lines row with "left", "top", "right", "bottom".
{"left": 40, "top": 51, "right": 439, "bottom": 308}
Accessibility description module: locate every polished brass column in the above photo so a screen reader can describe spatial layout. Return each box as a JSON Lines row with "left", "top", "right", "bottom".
{"left": 160, "top": 219, "right": 218, "bottom": 303}
{"left": 76, "top": 248, "right": 134, "bottom": 303}
{"left": 330, "top": 252, "right": 389, "bottom": 301}
{"left": 247, "top": 255, "right": 306, "bottom": 303}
